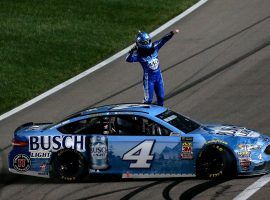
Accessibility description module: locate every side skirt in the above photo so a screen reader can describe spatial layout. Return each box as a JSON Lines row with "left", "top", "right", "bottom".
{"left": 9, "top": 168, "right": 50, "bottom": 178}
{"left": 122, "top": 173, "right": 196, "bottom": 178}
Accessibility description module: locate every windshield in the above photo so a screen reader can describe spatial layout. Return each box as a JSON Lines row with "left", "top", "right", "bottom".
{"left": 157, "top": 110, "right": 200, "bottom": 133}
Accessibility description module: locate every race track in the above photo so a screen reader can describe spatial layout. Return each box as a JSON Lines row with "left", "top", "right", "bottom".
{"left": 1, "top": 0, "right": 270, "bottom": 199}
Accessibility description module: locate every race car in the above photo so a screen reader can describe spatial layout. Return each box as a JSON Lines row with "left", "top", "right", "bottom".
{"left": 8, "top": 103, "right": 270, "bottom": 181}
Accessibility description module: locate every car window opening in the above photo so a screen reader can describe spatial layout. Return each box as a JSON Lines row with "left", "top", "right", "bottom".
{"left": 157, "top": 110, "right": 200, "bottom": 133}
{"left": 58, "top": 115, "right": 171, "bottom": 136}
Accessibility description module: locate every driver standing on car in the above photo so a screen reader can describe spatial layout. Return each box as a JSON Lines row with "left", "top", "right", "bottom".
{"left": 126, "top": 29, "right": 179, "bottom": 106}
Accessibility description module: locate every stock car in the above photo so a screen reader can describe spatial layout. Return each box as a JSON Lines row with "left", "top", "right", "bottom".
{"left": 8, "top": 103, "right": 270, "bottom": 181}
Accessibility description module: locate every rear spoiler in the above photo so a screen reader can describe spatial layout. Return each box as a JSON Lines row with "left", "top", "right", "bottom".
{"left": 14, "top": 122, "right": 34, "bottom": 133}
{"left": 14, "top": 122, "right": 53, "bottom": 133}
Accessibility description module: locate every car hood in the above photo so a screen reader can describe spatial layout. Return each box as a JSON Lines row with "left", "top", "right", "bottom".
{"left": 203, "top": 124, "right": 263, "bottom": 138}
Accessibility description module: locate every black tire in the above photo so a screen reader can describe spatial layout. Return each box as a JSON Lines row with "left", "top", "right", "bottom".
{"left": 196, "top": 145, "right": 235, "bottom": 179}
{"left": 51, "top": 149, "right": 87, "bottom": 182}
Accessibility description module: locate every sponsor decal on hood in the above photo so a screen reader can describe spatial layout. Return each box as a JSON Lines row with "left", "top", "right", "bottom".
{"left": 205, "top": 125, "right": 261, "bottom": 138}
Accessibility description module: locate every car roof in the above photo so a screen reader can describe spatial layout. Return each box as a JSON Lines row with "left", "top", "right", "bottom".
{"left": 82, "top": 103, "right": 167, "bottom": 116}
{"left": 46, "top": 104, "right": 168, "bottom": 130}
{"left": 66, "top": 103, "right": 167, "bottom": 120}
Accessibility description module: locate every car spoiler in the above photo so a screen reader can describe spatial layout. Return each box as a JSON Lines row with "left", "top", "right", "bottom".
{"left": 14, "top": 122, "right": 53, "bottom": 133}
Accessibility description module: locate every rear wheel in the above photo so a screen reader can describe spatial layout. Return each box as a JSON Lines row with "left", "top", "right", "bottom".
{"left": 51, "top": 149, "right": 87, "bottom": 182}
{"left": 196, "top": 145, "right": 235, "bottom": 179}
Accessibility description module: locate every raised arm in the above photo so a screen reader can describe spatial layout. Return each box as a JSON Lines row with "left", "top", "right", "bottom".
{"left": 154, "top": 29, "right": 179, "bottom": 50}
{"left": 126, "top": 46, "right": 139, "bottom": 63}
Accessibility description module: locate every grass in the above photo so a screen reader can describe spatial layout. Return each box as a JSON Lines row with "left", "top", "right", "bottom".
{"left": 0, "top": 0, "right": 198, "bottom": 115}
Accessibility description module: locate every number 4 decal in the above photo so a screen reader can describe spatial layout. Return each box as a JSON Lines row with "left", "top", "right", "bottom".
{"left": 123, "top": 140, "right": 155, "bottom": 168}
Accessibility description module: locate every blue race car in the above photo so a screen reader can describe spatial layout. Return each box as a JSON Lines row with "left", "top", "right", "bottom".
{"left": 8, "top": 104, "right": 270, "bottom": 181}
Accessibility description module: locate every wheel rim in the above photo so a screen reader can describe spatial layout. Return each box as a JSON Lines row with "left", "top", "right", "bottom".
{"left": 55, "top": 152, "right": 83, "bottom": 178}
{"left": 200, "top": 148, "right": 224, "bottom": 175}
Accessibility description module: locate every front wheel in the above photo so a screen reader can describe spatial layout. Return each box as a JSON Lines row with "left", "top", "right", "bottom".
{"left": 51, "top": 149, "right": 87, "bottom": 182}
{"left": 196, "top": 145, "right": 235, "bottom": 179}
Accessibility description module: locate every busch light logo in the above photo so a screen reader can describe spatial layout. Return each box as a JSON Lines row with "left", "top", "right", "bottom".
{"left": 90, "top": 136, "right": 109, "bottom": 170}
{"left": 91, "top": 141, "right": 107, "bottom": 158}
{"left": 30, "top": 151, "right": 51, "bottom": 158}
{"left": 29, "top": 135, "right": 86, "bottom": 152}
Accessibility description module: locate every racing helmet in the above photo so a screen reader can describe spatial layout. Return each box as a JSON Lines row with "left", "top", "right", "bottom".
{"left": 136, "top": 31, "right": 152, "bottom": 49}
{"left": 115, "top": 116, "right": 140, "bottom": 134}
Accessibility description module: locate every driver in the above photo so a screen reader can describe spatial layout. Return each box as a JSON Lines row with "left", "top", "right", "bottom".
{"left": 126, "top": 29, "right": 179, "bottom": 106}
{"left": 115, "top": 116, "right": 142, "bottom": 135}
{"left": 103, "top": 117, "right": 116, "bottom": 134}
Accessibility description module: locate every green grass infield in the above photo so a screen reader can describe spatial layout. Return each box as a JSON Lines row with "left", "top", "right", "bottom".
{"left": 0, "top": 0, "right": 198, "bottom": 115}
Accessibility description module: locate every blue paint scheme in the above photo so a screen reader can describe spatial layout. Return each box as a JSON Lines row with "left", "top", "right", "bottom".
{"left": 8, "top": 104, "right": 270, "bottom": 178}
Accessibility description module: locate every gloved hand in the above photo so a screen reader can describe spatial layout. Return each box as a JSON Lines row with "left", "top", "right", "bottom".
{"left": 173, "top": 29, "right": 180, "bottom": 34}
{"left": 170, "top": 29, "right": 180, "bottom": 35}
{"left": 129, "top": 45, "right": 138, "bottom": 53}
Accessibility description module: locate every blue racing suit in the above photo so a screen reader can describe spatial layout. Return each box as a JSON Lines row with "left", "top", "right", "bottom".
{"left": 126, "top": 32, "right": 174, "bottom": 106}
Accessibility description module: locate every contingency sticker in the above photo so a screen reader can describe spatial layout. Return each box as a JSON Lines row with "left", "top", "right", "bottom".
{"left": 180, "top": 137, "right": 193, "bottom": 159}
{"left": 240, "top": 158, "right": 251, "bottom": 171}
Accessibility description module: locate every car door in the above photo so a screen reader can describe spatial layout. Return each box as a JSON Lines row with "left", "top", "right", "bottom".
{"left": 57, "top": 116, "right": 112, "bottom": 172}
{"left": 105, "top": 114, "right": 188, "bottom": 178}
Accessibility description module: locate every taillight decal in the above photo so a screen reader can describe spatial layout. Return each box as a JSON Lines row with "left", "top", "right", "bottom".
{"left": 12, "top": 139, "right": 28, "bottom": 147}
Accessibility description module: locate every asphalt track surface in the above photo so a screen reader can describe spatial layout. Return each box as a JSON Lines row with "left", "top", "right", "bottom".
{"left": 1, "top": 0, "right": 270, "bottom": 199}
